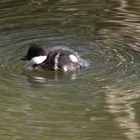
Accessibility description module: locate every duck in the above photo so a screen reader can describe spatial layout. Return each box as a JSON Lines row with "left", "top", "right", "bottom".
{"left": 21, "top": 44, "right": 88, "bottom": 72}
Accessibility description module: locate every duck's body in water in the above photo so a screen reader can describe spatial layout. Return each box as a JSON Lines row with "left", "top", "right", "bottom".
{"left": 21, "top": 44, "right": 88, "bottom": 72}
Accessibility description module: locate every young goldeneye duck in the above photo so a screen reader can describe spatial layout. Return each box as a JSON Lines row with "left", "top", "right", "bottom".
{"left": 21, "top": 44, "right": 88, "bottom": 72}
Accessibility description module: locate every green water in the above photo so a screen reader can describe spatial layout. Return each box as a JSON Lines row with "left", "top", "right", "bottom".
{"left": 0, "top": 0, "right": 140, "bottom": 139}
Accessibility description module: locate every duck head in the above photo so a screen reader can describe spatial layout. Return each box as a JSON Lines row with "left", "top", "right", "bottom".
{"left": 21, "top": 44, "right": 47, "bottom": 64}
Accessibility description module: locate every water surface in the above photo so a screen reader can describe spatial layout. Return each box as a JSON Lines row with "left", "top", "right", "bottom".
{"left": 0, "top": 0, "right": 140, "bottom": 140}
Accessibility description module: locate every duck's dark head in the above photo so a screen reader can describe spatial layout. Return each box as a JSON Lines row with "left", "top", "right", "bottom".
{"left": 21, "top": 44, "right": 47, "bottom": 64}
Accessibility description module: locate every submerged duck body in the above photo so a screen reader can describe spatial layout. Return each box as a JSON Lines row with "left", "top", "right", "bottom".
{"left": 21, "top": 44, "right": 88, "bottom": 72}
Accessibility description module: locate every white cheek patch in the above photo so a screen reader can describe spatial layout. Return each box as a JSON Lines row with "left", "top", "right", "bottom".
{"left": 69, "top": 54, "right": 78, "bottom": 63}
{"left": 31, "top": 56, "right": 47, "bottom": 64}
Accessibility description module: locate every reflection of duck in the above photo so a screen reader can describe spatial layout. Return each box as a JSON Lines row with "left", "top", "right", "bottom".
{"left": 21, "top": 44, "right": 88, "bottom": 72}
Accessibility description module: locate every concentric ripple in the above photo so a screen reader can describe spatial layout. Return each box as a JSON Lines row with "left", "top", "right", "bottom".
{"left": 0, "top": 0, "right": 140, "bottom": 140}
{"left": 0, "top": 0, "right": 139, "bottom": 87}
{"left": 0, "top": 0, "right": 139, "bottom": 86}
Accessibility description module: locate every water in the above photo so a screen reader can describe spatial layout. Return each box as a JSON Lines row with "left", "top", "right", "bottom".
{"left": 0, "top": 0, "right": 140, "bottom": 139}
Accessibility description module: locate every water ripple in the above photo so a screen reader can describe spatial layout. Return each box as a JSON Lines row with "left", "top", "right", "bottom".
{"left": 0, "top": 0, "right": 140, "bottom": 140}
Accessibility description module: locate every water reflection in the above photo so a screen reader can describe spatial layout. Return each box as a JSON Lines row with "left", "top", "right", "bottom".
{"left": 0, "top": 0, "right": 140, "bottom": 139}
{"left": 105, "top": 82, "right": 140, "bottom": 140}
